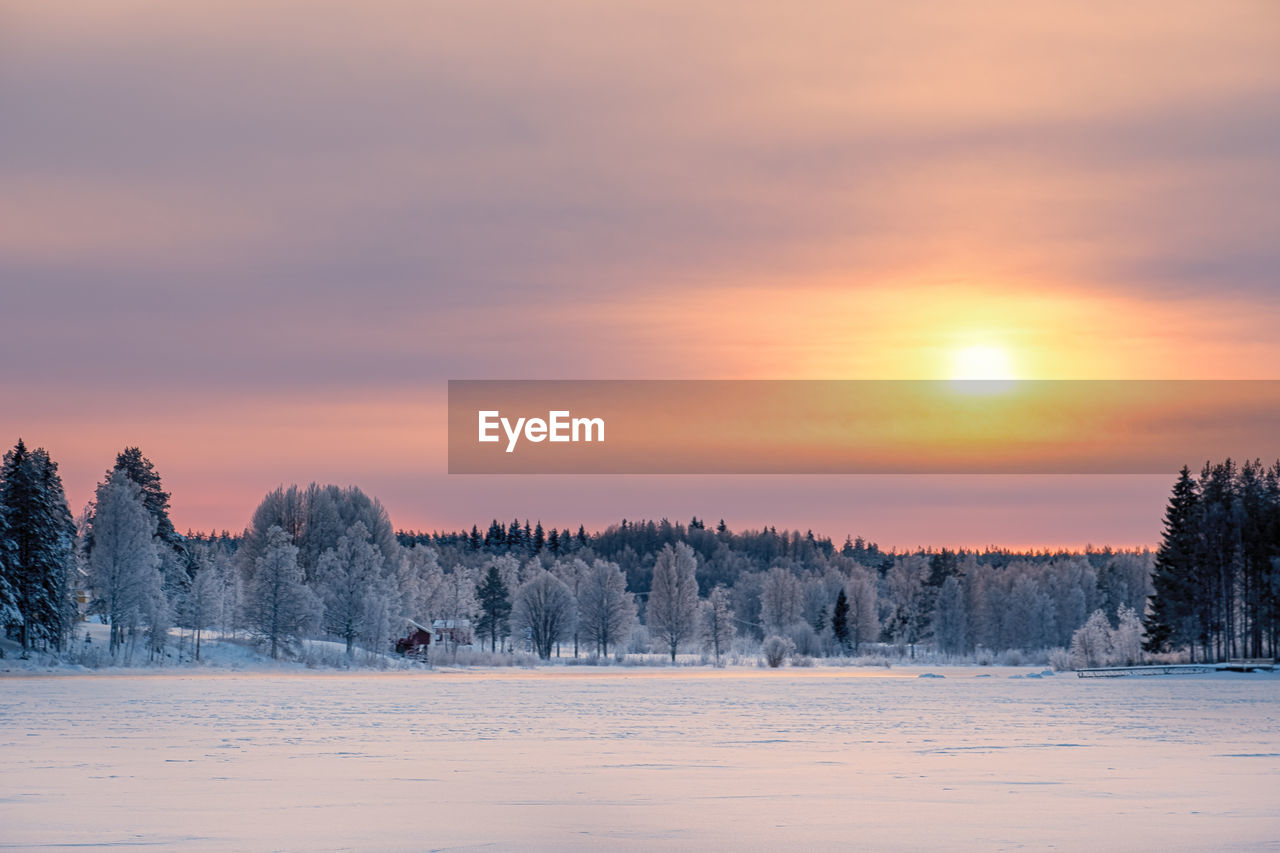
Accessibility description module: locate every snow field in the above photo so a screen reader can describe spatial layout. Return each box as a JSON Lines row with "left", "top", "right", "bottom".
{"left": 1, "top": 668, "right": 1277, "bottom": 851}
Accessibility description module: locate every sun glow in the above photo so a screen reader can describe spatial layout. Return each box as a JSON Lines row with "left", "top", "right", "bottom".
{"left": 950, "top": 345, "right": 1016, "bottom": 381}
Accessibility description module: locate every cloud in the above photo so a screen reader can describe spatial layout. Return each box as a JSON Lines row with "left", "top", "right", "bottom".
{"left": 2, "top": 1, "right": 1277, "bottom": 535}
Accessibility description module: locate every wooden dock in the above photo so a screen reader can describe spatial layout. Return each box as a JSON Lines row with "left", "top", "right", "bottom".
{"left": 1077, "top": 660, "right": 1276, "bottom": 678}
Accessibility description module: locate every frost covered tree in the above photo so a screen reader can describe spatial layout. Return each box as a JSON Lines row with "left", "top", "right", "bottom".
{"left": 106, "top": 447, "right": 182, "bottom": 552}
{"left": 88, "top": 471, "right": 163, "bottom": 655}
{"left": 700, "top": 585, "right": 735, "bottom": 665}
{"left": 647, "top": 542, "right": 700, "bottom": 662}
{"left": 241, "top": 483, "right": 396, "bottom": 586}
{"left": 438, "top": 564, "right": 479, "bottom": 626}
{"left": 887, "top": 555, "right": 930, "bottom": 657}
{"left": 552, "top": 557, "right": 590, "bottom": 656}
{"left": 1069, "top": 609, "right": 1113, "bottom": 669}
{"left": 511, "top": 570, "right": 576, "bottom": 659}
{"left": 179, "top": 551, "right": 224, "bottom": 661}
{"left": 248, "top": 526, "right": 320, "bottom": 659}
{"left": 316, "top": 522, "right": 390, "bottom": 656}
{"left": 760, "top": 565, "right": 804, "bottom": 635}
{"left": 0, "top": 440, "right": 76, "bottom": 651}
{"left": 1110, "top": 604, "right": 1144, "bottom": 666}
{"left": 933, "top": 575, "right": 967, "bottom": 655}
{"left": 843, "top": 569, "right": 880, "bottom": 654}
{"left": 576, "top": 559, "right": 635, "bottom": 657}
{"left": 397, "top": 544, "right": 442, "bottom": 621}
{"left": 99, "top": 448, "right": 189, "bottom": 609}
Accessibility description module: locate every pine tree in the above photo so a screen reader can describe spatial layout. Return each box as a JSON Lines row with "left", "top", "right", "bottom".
{"left": 0, "top": 441, "right": 76, "bottom": 651}
{"left": 831, "top": 588, "right": 850, "bottom": 650}
{"left": 108, "top": 448, "right": 183, "bottom": 551}
{"left": 484, "top": 519, "right": 504, "bottom": 550}
{"left": 1144, "top": 466, "right": 1199, "bottom": 655}
{"left": 476, "top": 562, "right": 512, "bottom": 651}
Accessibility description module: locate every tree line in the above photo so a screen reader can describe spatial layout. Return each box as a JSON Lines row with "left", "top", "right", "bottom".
{"left": 5, "top": 438, "right": 1273, "bottom": 666}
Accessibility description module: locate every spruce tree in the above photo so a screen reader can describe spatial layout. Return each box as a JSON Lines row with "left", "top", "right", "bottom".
{"left": 1144, "top": 466, "right": 1198, "bottom": 655}
{"left": 108, "top": 447, "right": 182, "bottom": 551}
{"left": 476, "top": 562, "right": 511, "bottom": 651}
{"left": 831, "top": 587, "right": 850, "bottom": 650}
{"left": 0, "top": 440, "right": 76, "bottom": 651}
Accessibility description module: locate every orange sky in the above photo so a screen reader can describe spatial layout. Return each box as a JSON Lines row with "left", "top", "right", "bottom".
{"left": 3, "top": 2, "right": 1278, "bottom": 547}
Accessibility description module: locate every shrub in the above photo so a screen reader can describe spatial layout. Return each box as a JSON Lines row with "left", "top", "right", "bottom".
{"left": 1048, "top": 647, "right": 1073, "bottom": 671}
{"left": 762, "top": 635, "right": 795, "bottom": 668}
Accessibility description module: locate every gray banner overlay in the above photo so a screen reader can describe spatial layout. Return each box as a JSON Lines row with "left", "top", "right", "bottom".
{"left": 448, "top": 380, "right": 1280, "bottom": 474}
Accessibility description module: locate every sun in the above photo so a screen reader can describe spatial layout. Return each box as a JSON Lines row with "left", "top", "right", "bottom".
{"left": 949, "top": 345, "right": 1017, "bottom": 381}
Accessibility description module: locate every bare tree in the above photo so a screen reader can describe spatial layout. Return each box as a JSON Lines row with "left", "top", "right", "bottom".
{"left": 511, "top": 570, "right": 577, "bottom": 660}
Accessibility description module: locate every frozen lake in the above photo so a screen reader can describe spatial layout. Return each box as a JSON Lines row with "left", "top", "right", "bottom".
{"left": 2, "top": 667, "right": 1278, "bottom": 851}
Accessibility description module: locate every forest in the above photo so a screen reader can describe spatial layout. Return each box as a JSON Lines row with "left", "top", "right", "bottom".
{"left": 3, "top": 438, "right": 1278, "bottom": 668}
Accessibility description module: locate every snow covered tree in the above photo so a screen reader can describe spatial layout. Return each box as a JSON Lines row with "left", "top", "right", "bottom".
{"left": 107, "top": 447, "right": 181, "bottom": 551}
{"left": 576, "top": 559, "right": 635, "bottom": 657}
{"left": 316, "top": 522, "right": 390, "bottom": 657}
{"left": 179, "top": 553, "right": 224, "bottom": 661}
{"left": 475, "top": 561, "right": 512, "bottom": 651}
{"left": 1110, "top": 604, "right": 1144, "bottom": 666}
{"left": 438, "top": 564, "right": 479, "bottom": 626}
{"left": 887, "top": 555, "right": 930, "bottom": 657}
{"left": 511, "top": 570, "right": 576, "bottom": 659}
{"left": 0, "top": 440, "right": 76, "bottom": 652}
{"left": 241, "top": 483, "right": 396, "bottom": 586}
{"left": 396, "top": 544, "right": 442, "bottom": 621}
{"left": 552, "top": 557, "right": 590, "bottom": 656}
{"left": 1069, "top": 609, "right": 1113, "bottom": 669}
{"left": 700, "top": 585, "right": 735, "bottom": 665}
{"left": 760, "top": 565, "right": 804, "bottom": 635}
{"left": 88, "top": 470, "right": 163, "bottom": 656}
{"left": 933, "top": 575, "right": 967, "bottom": 655}
{"left": 647, "top": 542, "right": 700, "bottom": 662}
{"left": 248, "top": 526, "right": 320, "bottom": 659}
{"left": 844, "top": 568, "right": 880, "bottom": 654}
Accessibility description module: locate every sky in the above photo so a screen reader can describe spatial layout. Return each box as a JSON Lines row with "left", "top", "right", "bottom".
{"left": 3, "top": 1, "right": 1279, "bottom": 548}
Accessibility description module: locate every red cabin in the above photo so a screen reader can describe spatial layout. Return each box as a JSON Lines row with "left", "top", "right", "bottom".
{"left": 394, "top": 619, "right": 433, "bottom": 657}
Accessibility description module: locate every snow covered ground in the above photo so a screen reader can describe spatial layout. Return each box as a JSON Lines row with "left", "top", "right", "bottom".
{"left": 2, "top": 668, "right": 1277, "bottom": 851}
